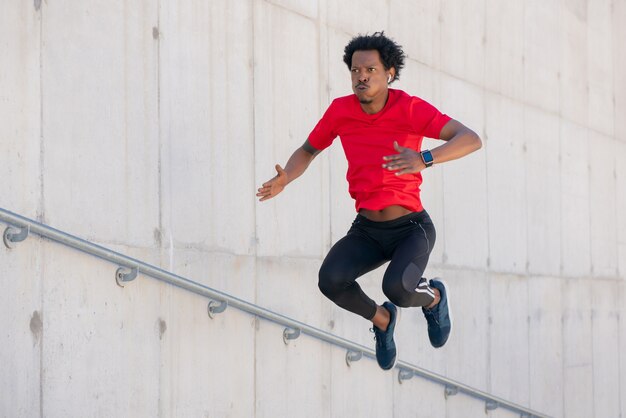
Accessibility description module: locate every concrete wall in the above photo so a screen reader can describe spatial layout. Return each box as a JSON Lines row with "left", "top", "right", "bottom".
{"left": 1, "top": 0, "right": 625, "bottom": 417}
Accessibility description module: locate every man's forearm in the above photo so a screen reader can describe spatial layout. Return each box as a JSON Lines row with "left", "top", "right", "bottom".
{"left": 431, "top": 128, "right": 482, "bottom": 165}
{"left": 283, "top": 146, "right": 318, "bottom": 185}
{"left": 428, "top": 119, "right": 482, "bottom": 166}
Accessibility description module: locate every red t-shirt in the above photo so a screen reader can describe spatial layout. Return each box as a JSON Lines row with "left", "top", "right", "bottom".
{"left": 308, "top": 88, "right": 451, "bottom": 212}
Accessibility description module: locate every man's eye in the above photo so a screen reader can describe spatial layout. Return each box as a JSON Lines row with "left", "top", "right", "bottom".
{"left": 368, "top": 68, "right": 376, "bottom": 72}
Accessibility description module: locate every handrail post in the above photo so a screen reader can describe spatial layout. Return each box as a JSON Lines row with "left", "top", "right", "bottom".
{"left": 283, "top": 327, "right": 300, "bottom": 345}
{"left": 398, "top": 368, "right": 414, "bottom": 384}
{"left": 486, "top": 400, "right": 499, "bottom": 412}
{"left": 444, "top": 385, "right": 459, "bottom": 398}
{"left": 3, "top": 224, "right": 29, "bottom": 248}
{"left": 345, "top": 350, "right": 362, "bottom": 366}
{"left": 115, "top": 267, "right": 138, "bottom": 287}
{"left": 207, "top": 300, "right": 228, "bottom": 318}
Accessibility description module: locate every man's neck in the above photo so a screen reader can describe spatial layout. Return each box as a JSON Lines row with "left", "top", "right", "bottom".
{"left": 360, "top": 90, "right": 390, "bottom": 115}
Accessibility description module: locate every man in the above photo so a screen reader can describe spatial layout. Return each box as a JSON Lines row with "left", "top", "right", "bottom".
{"left": 257, "top": 32, "right": 482, "bottom": 370}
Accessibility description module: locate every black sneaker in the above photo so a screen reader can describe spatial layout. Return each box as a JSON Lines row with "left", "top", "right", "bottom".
{"left": 422, "top": 279, "right": 452, "bottom": 348}
{"left": 372, "top": 301, "right": 400, "bottom": 370}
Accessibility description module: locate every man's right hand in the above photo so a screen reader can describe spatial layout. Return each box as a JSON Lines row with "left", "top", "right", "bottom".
{"left": 256, "top": 164, "right": 289, "bottom": 201}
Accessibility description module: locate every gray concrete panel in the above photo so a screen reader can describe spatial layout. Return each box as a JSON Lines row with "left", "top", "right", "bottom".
{"left": 489, "top": 274, "right": 530, "bottom": 406}
{"left": 447, "top": 392, "right": 496, "bottom": 418}
{"left": 524, "top": 0, "right": 560, "bottom": 112}
{"left": 157, "top": 0, "right": 212, "bottom": 253}
{"left": 525, "top": 108, "right": 561, "bottom": 276}
{"left": 159, "top": 0, "right": 256, "bottom": 254}
{"left": 255, "top": 257, "right": 326, "bottom": 329}
{"left": 440, "top": 77, "right": 488, "bottom": 269}
{"left": 326, "top": 1, "right": 388, "bottom": 36}
{"left": 266, "top": 0, "right": 318, "bottom": 19}
{"left": 42, "top": 1, "right": 160, "bottom": 246}
{"left": 560, "top": 120, "right": 591, "bottom": 277}
{"left": 440, "top": 0, "right": 485, "bottom": 86}
{"left": 589, "top": 132, "right": 618, "bottom": 277}
{"left": 617, "top": 281, "right": 626, "bottom": 411}
{"left": 489, "top": 407, "right": 526, "bottom": 418}
{"left": 396, "top": 59, "right": 442, "bottom": 109}
{"left": 440, "top": 270, "right": 490, "bottom": 390}
{"left": 159, "top": 290, "right": 255, "bottom": 418}
{"left": 40, "top": 245, "right": 162, "bottom": 418}
{"left": 388, "top": 0, "right": 441, "bottom": 69}
{"left": 614, "top": 0, "right": 626, "bottom": 142}
{"left": 0, "top": 240, "right": 42, "bottom": 418}
{"left": 562, "top": 278, "right": 594, "bottom": 418}
{"left": 560, "top": 2, "right": 589, "bottom": 125}
{"left": 617, "top": 141, "right": 626, "bottom": 277}
{"left": 0, "top": 2, "right": 41, "bottom": 217}
{"left": 528, "top": 276, "right": 563, "bottom": 417}
{"left": 169, "top": 250, "right": 256, "bottom": 304}
{"left": 325, "top": 28, "right": 353, "bottom": 101}
{"left": 587, "top": 0, "right": 615, "bottom": 136}
{"left": 590, "top": 280, "right": 621, "bottom": 418}
{"left": 253, "top": 1, "right": 326, "bottom": 258}
{"left": 327, "top": 346, "right": 393, "bottom": 418}
{"left": 620, "top": 244, "right": 626, "bottom": 281}
{"left": 485, "top": 95, "right": 528, "bottom": 274}
{"left": 393, "top": 373, "right": 446, "bottom": 418}
{"left": 484, "top": 0, "right": 524, "bottom": 101}
{"left": 255, "top": 320, "right": 330, "bottom": 418}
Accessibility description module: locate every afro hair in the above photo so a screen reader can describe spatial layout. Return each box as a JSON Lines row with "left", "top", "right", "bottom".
{"left": 343, "top": 31, "right": 406, "bottom": 83}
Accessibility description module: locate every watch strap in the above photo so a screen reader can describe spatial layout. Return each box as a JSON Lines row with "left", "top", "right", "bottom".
{"left": 420, "top": 150, "right": 434, "bottom": 168}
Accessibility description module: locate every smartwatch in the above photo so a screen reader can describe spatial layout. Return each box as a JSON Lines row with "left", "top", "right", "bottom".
{"left": 420, "top": 150, "right": 434, "bottom": 168}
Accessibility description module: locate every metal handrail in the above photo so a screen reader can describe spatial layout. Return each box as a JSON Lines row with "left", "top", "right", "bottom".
{"left": 0, "top": 207, "right": 551, "bottom": 418}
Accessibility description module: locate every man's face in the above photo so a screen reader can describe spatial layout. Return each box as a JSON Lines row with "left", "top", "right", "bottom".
{"left": 350, "top": 49, "right": 393, "bottom": 106}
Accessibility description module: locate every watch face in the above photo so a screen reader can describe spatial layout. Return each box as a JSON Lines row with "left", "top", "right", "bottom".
{"left": 422, "top": 150, "right": 433, "bottom": 164}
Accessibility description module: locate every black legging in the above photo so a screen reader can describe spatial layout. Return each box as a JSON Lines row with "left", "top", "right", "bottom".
{"left": 318, "top": 211, "right": 436, "bottom": 320}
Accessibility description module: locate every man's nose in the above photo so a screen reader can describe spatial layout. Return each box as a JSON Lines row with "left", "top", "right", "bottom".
{"left": 358, "top": 72, "right": 368, "bottom": 83}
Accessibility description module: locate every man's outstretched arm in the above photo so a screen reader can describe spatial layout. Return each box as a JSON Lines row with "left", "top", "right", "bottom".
{"left": 256, "top": 139, "right": 321, "bottom": 201}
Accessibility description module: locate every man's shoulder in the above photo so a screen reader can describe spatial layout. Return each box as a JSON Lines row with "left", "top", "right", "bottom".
{"left": 390, "top": 88, "right": 420, "bottom": 102}
{"left": 322, "top": 94, "right": 358, "bottom": 116}
{"left": 330, "top": 94, "right": 357, "bottom": 107}
{"left": 389, "top": 89, "right": 435, "bottom": 113}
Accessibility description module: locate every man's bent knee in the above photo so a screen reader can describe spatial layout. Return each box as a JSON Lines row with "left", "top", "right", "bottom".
{"left": 318, "top": 266, "right": 346, "bottom": 298}
{"left": 383, "top": 282, "right": 433, "bottom": 308}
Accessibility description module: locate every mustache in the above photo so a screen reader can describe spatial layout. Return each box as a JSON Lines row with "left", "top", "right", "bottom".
{"left": 355, "top": 82, "right": 368, "bottom": 88}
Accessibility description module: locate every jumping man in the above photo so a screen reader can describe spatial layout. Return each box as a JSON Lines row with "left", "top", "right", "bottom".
{"left": 257, "top": 32, "right": 482, "bottom": 370}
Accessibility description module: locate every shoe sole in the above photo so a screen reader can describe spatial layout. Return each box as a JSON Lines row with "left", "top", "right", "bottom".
{"left": 390, "top": 306, "right": 401, "bottom": 369}
{"left": 432, "top": 278, "right": 452, "bottom": 349}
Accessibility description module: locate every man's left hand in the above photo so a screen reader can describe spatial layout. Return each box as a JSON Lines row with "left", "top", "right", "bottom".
{"left": 382, "top": 141, "right": 425, "bottom": 175}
